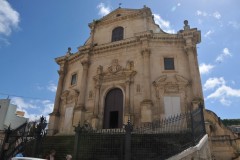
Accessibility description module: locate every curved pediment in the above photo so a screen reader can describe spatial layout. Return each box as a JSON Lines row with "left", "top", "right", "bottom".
{"left": 153, "top": 74, "right": 189, "bottom": 86}
{"left": 61, "top": 89, "right": 79, "bottom": 104}
{"left": 153, "top": 75, "right": 190, "bottom": 94}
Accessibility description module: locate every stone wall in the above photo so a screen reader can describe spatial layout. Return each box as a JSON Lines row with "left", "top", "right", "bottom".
{"left": 168, "top": 135, "right": 212, "bottom": 160}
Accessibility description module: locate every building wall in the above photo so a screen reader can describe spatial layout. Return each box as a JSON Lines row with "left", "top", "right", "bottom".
{"left": 49, "top": 7, "right": 203, "bottom": 135}
{"left": 0, "top": 99, "right": 10, "bottom": 130}
{"left": 0, "top": 99, "right": 28, "bottom": 131}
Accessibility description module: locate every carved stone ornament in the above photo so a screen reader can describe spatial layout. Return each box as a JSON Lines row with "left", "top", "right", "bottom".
{"left": 108, "top": 59, "right": 122, "bottom": 74}
{"left": 153, "top": 74, "right": 189, "bottom": 96}
{"left": 61, "top": 89, "right": 79, "bottom": 104}
{"left": 93, "top": 59, "right": 136, "bottom": 85}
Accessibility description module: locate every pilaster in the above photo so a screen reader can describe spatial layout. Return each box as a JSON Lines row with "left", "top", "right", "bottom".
{"left": 73, "top": 54, "right": 90, "bottom": 126}
{"left": 48, "top": 60, "right": 67, "bottom": 135}
{"left": 140, "top": 47, "right": 153, "bottom": 123}
{"left": 181, "top": 20, "right": 203, "bottom": 101}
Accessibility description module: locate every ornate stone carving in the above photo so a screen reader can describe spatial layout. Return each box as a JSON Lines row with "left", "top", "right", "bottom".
{"left": 108, "top": 59, "right": 122, "bottom": 74}
{"left": 61, "top": 89, "right": 79, "bottom": 104}
{"left": 93, "top": 59, "right": 137, "bottom": 84}
{"left": 97, "top": 65, "right": 103, "bottom": 75}
{"left": 164, "top": 84, "right": 179, "bottom": 93}
{"left": 153, "top": 74, "right": 189, "bottom": 96}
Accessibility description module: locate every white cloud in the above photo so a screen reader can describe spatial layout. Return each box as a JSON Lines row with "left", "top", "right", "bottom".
{"left": 204, "top": 30, "right": 214, "bottom": 38}
{"left": 42, "top": 100, "right": 54, "bottom": 115}
{"left": 196, "top": 10, "right": 221, "bottom": 20}
{"left": 206, "top": 83, "right": 240, "bottom": 106}
{"left": 220, "top": 97, "right": 231, "bottom": 106}
{"left": 171, "top": 3, "right": 181, "bottom": 12}
{"left": 204, "top": 77, "right": 225, "bottom": 90}
{"left": 97, "top": 3, "right": 111, "bottom": 17}
{"left": 47, "top": 82, "right": 57, "bottom": 92}
{"left": 11, "top": 97, "right": 54, "bottom": 121}
{"left": 199, "top": 63, "right": 215, "bottom": 75}
{"left": 11, "top": 97, "right": 37, "bottom": 110}
{"left": 207, "top": 85, "right": 240, "bottom": 99}
{"left": 153, "top": 14, "right": 175, "bottom": 33}
{"left": 0, "top": 0, "right": 20, "bottom": 36}
{"left": 212, "top": 11, "right": 221, "bottom": 19}
{"left": 228, "top": 21, "right": 240, "bottom": 29}
{"left": 216, "top": 48, "right": 232, "bottom": 62}
{"left": 196, "top": 10, "right": 208, "bottom": 16}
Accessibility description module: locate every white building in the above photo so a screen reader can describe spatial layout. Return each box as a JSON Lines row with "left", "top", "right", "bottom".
{"left": 0, "top": 99, "right": 28, "bottom": 130}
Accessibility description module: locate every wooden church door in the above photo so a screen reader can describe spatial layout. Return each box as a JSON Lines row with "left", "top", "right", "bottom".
{"left": 103, "top": 88, "right": 123, "bottom": 129}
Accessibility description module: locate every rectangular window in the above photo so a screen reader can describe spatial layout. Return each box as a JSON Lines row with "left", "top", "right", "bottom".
{"left": 71, "top": 73, "right": 77, "bottom": 86}
{"left": 164, "top": 58, "right": 175, "bottom": 70}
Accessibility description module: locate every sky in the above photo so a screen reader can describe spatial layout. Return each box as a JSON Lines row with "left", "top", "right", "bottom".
{"left": 0, "top": 0, "right": 239, "bottom": 121}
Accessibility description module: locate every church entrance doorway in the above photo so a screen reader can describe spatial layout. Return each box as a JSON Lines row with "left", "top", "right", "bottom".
{"left": 103, "top": 88, "right": 123, "bottom": 129}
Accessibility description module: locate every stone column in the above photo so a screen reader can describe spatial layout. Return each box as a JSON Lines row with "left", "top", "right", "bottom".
{"left": 142, "top": 48, "right": 151, "bottom": 99}
{"left": 92, "top": 84, "right": 101, "bottom": 129}
{"left": 48, "top": 62, "right": 66, "bottom": 135}
{"left": 73, "top": 57, "right": 90, "bottom": 126}
{"left": 140, "top": 48, "right": 153, "bottom": 123}
{"left": 124, "top": 79, "right": 131, "bottom": 124}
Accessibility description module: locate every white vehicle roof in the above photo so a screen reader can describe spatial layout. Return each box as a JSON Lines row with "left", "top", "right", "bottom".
{"left": 12, "top": 157, "right": 46, "bottom": 160}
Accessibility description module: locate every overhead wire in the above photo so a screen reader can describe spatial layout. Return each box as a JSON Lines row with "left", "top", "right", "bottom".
{"left": 0, "top": 92, "right": 54, "bottom": 101}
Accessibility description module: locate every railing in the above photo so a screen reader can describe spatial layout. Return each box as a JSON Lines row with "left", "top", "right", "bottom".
{"left": 74, "top": 106, "right": 206, "bottom": 160}
{"left": 0, "top": 116, "right": 47, "bottom": 160}
{"left": 0, "top": 122, "right": 27, "bottom": 160}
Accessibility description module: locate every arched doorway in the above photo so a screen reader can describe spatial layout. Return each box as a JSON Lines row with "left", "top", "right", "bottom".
{"left": 103, "top": 88, "right": 123, "bottom": 129}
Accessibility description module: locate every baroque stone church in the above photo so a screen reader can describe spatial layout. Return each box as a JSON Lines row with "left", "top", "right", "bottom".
{"left": 48, "top": 6, "right": 203, "bottom": 135}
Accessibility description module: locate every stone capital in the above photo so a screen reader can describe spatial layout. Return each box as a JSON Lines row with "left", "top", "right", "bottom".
{"left": 49, "top": 110, "right": 60, "bottom": 117}
{"left": 184, "top": 45, "right": 196, "bottom": 54}
{"left": 58, "top": 70, "right": 65, "bottom": 76}
{"left": 141, "top": 48, "right": 151, "bottom": 57}
{"left": 81, "top": 60, "right": 90, "bottom": 69}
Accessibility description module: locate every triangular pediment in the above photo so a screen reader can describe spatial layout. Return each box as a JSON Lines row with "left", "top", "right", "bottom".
{"left": 89, "top": 7, "right": 151, "bottom": 27}
{"left": 101, "top": 8, "right": 141, "bottom": 21}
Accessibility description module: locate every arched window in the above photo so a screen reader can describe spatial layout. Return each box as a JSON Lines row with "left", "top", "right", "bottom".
{"left": 112, "top": 27, "right": 124, "bottom": 42}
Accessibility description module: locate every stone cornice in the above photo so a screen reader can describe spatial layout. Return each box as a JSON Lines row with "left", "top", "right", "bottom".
{"left": 55, "top": 52, "right": 89, "bottom": 66}
{"left": 77, "top": 32, "right": 186, "bottom": 56}
{"left": 87, "top": 37, "right": 139, "bottom": 55}
{"left": 179, "top": 28, "right": 201, "bottom": 44}
{"left": 55, "top": 56, "right": 67, "bottom": 65}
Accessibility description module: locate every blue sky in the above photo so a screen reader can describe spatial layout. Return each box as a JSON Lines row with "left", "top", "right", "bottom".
{"left": 0, "top": 0, "right": 239, "bottom": 121}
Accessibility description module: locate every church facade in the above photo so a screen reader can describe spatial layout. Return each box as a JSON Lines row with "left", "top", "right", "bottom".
{"left": 48, "top": 6, "right": 203, "bottom": 135}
